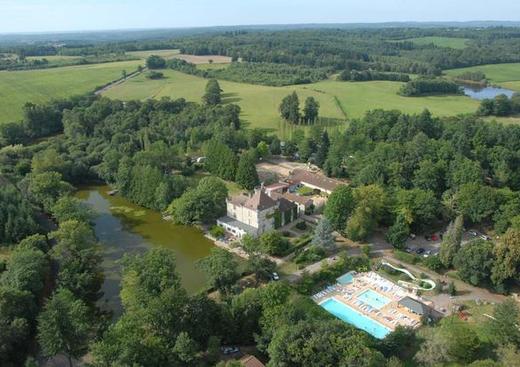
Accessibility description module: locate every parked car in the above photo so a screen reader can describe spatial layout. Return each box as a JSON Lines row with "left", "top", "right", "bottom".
{"left": 271, "top": 272, "right": 280, "bottom": 281}
{"left": 415, "top": 248, "right": 425, "bottom": 255}
{"left": 431, "top": 234, "right": 439, "bottom": 241}
{"left": 221, "top": 346, "right": 240, "bottom": 355}
{"left": 423, "top": 250, "right": 432, "bottom": 258}
{"left": 469, "top": 230, "right": 478, "bottom": 236}
{"left": 480, "top": 234, "right": 491, "bottom": 241}
{"left": 405, "top": 247, "right": 414, "bottom": 253}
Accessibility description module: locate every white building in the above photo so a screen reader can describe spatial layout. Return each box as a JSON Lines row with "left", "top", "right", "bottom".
{"left": 217, "top": 186, "right": 297, "bottom": 238}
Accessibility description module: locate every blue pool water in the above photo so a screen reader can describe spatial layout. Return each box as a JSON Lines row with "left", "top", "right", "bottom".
{"left": 336, "top": 272, "right": 354, "bottom": 285}
{"left": 357, "top": 289, "right": 390, "bottom": 309}
{"left": 320, "top": 298, "right": 391, "bottom": 339}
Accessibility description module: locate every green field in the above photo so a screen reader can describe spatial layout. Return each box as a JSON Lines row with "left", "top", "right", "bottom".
{"left": 26, "top": 55, "right": 81, "bottom": 62}
{"left": 0, "top": 60, "right": 143, "bottom": 123}
{"left": 127, "top": 49, "right": 181, "bottom": 60}
{"left": 399, "top": 36, "right": 469, "bottom": 49}
{"left": 445, "top": 63, "right": 520, "bottom": 91}
{"left": 104, "top": 69, "right": 479, "bottom": 135}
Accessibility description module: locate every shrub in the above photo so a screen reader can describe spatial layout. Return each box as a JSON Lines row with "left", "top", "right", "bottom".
{"left": 209, "top": 225, "right": 225, "bottom": 239}
{"left": 146, "top": 71, "right": 164, "bottom": 79}
{"left": 295, "top": 221, "right": 308, "bottom": 231}
{"left": 424, "top": 255, "right": 443, "bottom": 272}
{"left": 259, "top": 231, "right": 291, "bottom": 256}
{"left": 294, "top": 245, "right": 326, "bottom": 265}
{"left": 394, "top": 250, "right": 420, "bottom": 264}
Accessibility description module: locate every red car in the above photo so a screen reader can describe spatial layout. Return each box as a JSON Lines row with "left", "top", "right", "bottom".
{"left": 431, "top": 234, "right": 439, "bottom": 241}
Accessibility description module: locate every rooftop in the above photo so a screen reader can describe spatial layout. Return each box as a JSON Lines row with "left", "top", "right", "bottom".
{"left": 240, "top": 355, "right": 265, "bottom": 367}
{"left": 218, "top": 216, "right": 257, "bottom": 234}
{"left": 289, "top": 169, "right": 343, "bottom": 192}
{"left": 269, "top": 191, "right": 312, "bottom": 207}
{"left": 264, "top": 182, "right": 290, "bottom": 191}
{"left": 230, "top": 187, "right": 279, "bottom": 211}
{"left": 398, "top": 296, "right": 431, "bottom": 316}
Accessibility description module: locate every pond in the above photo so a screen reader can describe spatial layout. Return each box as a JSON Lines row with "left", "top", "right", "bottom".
{"left": 462, "top": 84, "right": 516, "bottom": 100}
{"left": 76, "top": 185, "right": 214, "bottom": 316}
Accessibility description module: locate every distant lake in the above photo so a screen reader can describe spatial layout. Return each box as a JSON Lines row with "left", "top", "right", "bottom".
{"left": 462, "top": 84, "right": 515, "bottom": 100}
{"left": 76, "top": 185, "right": 214, "bottom": 317}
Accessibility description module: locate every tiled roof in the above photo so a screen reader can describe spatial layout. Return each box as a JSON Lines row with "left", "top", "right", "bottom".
{"left": 277, "top": 197, "right": 297, "bottom": 212}
{"left": 240, "top": 355, "right": 265, "bottom": 367}
{"left": 270, "top": 191, "right": 311, "bottom": 207}
{"left": 244, "top": 188, "right": 277, "bottom": 211}
{"left": 289, "top": 169, "right": 343, "bottom": 192}
{"left": 265, "top": 182, "right": 290, "bottom": 191}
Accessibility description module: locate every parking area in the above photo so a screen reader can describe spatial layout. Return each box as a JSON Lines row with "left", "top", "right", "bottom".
{"left": 404, "top": 229, "right": 493, "bottom": 257}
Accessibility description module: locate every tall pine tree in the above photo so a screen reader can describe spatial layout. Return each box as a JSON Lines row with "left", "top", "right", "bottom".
{"left": 236, "top": 150, "right": 260, "bottom": 190}
{"left": 279, "top": 92, "right": 300, "bottom": 124}
{"left": 203, "top": 79, "right": 222, "bottom": 106}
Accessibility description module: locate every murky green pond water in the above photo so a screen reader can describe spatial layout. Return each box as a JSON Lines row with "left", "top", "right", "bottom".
{"left": 76, "top": 185, "right": 214, "bottom": 315}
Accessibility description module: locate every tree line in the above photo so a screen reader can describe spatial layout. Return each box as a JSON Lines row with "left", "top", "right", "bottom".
{"left": 398, "top": 78, "right": 463, "bottom": 96}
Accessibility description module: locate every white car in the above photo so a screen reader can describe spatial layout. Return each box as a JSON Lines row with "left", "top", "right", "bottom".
{"left": 271, "top": 272, "right": 280, "bottom": 281}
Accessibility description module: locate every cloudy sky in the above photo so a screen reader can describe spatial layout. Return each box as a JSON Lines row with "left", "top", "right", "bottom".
{"left": 0, "top": 0, "right": 519, "bottom": 33}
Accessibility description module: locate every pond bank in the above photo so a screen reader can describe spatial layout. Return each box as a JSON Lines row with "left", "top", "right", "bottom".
{"left": 76, "top": 184, "right": 214, "bottom": 316}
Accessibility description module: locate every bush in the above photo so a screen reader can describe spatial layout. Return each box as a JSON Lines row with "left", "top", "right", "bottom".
{"left": 209, "top": 225, "right": 225, "bottom": 239}
{"left": 394, "top": 250, "right": 421, "bottom": 264}
{"left": 259, "top": 231, "right": 291, "bottom": 256}
{"left": 424, "top": 255, "right": 443, "bottom": 272}
{"left": 295, "top": 221, "right": 308, "bottom": 231}
{"left": 146, "top": 71, "right": 164, "bottom": 80}
{"left": 146, "top": 55, "right": 166, "bottom": 69}
{"left": 447, "top": 281, "right": 456, "bottom": 296}
{"left": 294, "top": 245, "right": 326, "bottom": 266}
{"left": 297, "top": 186, "right": 314, "bottom": 196}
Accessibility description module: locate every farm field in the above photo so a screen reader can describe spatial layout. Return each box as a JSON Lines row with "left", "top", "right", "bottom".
{"left": 104, "top": 69, "right": 479, "bottom": 135}
{"left": 127, "top": 49, "right": 181, "bottom": 60}
{"left": 0, "top": 60, "right": 143, "bottom": 123}
{"left": 484, "top": 115, "right": 520, "bottom": 125}
{"left": 445, "top": 62, "right": 520, "bottom": 90}
{"left": 25, "top": 55, "right": 81, "bottom": 62}
{"left": 399, "top": 36, "right": 469, "bottom": 49}
{"left": 127, "top": 49, "right": 231, "bottom": 64}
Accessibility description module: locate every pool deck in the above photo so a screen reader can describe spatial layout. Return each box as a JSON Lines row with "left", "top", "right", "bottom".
{"left": 314, "top": 272, "right": 425, "bottom": 331}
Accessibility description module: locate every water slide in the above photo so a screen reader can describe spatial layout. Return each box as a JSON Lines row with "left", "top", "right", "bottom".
{"left": 380, "top": 261, "right": 436, "bottom": 291}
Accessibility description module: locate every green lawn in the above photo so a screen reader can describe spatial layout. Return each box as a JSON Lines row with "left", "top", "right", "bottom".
{"left": 399, "top": 36, "right": 469, "bottom": 49}
{"left": 0, "top": 60, "right": 143, "bottom": 123}
{"left": 104, "top": 69, "right": 478, "bottom": 136}
{"left": 445, "top": 63, "right": 520, "bottom": 90}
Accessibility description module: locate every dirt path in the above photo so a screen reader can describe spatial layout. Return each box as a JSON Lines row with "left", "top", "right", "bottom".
{"left": 94, "top": 67, "right": 147, "bottom": 95}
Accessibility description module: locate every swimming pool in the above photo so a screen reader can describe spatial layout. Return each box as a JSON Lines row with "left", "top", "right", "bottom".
{"left": 336, "top": 272, "right": 354, "bottom": 285}
{"left": 357, "top": 289, "right": 390, "bottom": 309}
{"left": 320, "top": 297, "right": 391, "bottom": 339}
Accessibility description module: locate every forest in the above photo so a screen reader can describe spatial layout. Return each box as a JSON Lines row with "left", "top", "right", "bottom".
{"left": 3, "top": 24, "right": 520, "bottom": 367}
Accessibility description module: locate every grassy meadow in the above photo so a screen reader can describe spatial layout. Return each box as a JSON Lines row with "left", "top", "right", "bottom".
{"left": 445, "top": 63, "right": 520, "bottom": 90}
{"left": 0, "top": 60, "right": 143, "bottom": 123}
{"left": 104, "top": 69, "right": 479, "bottom": 135}
{"left": 127, "top": 49, "right": 181, "bottom": 60}
{"left": 399, "top": 36, "right": 469, "bottom": 49}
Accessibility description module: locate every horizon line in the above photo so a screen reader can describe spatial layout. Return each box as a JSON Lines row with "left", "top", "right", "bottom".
{"left": 1, "top": 19, "right": 520, "bottom": 36}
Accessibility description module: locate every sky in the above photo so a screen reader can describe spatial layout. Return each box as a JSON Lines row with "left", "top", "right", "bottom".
{"left": 0, "top": 0, "right": 519, "bottom": 33}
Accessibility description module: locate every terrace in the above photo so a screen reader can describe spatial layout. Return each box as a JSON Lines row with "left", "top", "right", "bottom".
{"left": 313, "top": 271, "right": 433, "bottom": 337}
